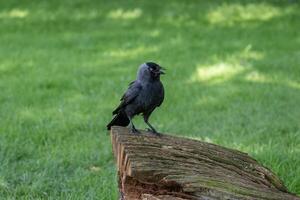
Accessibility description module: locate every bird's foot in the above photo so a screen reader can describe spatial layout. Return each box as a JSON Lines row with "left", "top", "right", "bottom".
{"left": 146, "top": 128, "right": 161, "bottom": 136}
{"left": 131, "top": 127, "right": 140, "bottom": 134}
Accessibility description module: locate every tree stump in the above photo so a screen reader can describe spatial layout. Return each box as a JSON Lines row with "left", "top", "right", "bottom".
{"left": 110, "top": 126, "right": 299, "bottom": 200}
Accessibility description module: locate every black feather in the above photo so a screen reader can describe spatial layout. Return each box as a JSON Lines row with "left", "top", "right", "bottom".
{"left": 107, "top": 111, "right": 130, "bottom": 130}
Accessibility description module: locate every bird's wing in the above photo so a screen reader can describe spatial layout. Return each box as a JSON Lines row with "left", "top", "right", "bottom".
{"left": 112, "top": 80, "right": 142, "bottom": 115}
{"left": 157, "top": 82, "right": 164, "bottom": 107}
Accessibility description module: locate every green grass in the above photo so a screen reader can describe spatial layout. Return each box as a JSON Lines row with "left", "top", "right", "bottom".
{"left": 0, "top": 0, "right": 299, "bottom": 199}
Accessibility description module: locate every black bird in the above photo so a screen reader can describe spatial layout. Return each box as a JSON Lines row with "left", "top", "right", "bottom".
{"left": 107, "top": 62, "right": 165, "bottom": 135}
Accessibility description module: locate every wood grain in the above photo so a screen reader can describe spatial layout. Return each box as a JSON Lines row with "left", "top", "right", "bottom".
{"left": 111, "top": 126, "right": 300, "bottom": 200}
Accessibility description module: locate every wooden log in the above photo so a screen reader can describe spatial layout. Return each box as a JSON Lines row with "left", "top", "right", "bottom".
{"left": 110, "top": 126, "right": 300, "bottom": 200}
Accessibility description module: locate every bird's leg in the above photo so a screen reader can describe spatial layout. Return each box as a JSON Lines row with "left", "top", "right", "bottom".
{"left": 145, "top": 122, "right": 157, "bottom": 133}
{"left": 143, "top": 116, "right": 160, "bottom": 136}
{"left": 128, "top": 116, "right": 140, "bottom": 134}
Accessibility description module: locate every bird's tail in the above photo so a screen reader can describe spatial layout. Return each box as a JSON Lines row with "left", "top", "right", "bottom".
{"left": 107, "top": 111, "right": 130, "bottom": 130}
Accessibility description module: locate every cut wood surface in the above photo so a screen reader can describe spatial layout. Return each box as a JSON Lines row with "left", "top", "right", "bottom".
{"left": 110, "top": 126, "right": 300, "bottom": 200}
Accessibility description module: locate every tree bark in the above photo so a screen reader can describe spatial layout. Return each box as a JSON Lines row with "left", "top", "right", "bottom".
{"left": 110, "top": 126, "right": 300, "bottom": 200}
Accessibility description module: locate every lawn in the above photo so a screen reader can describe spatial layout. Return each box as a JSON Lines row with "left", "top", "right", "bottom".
{"left": 0, "top": 0, "right": 299, "bottom": 199}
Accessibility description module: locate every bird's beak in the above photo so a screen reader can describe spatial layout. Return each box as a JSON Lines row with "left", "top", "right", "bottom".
{"left": 159, "top": 67, "right": 166, "bottom": 75}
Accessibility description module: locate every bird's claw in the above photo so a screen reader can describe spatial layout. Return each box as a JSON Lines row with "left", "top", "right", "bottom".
{"left": 131, "top": 128, "right": 140, "bottom": 134}
{"left": 146, "top": 128, "right": 161, "bottom": 136}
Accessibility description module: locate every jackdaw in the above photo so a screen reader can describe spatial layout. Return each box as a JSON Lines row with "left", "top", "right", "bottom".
{"left": 107, "top": 62, "right": 165, "bottom": 135}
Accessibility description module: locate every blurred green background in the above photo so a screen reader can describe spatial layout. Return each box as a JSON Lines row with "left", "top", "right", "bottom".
{"left": 0, "top": 0, "right": 299, "bottom": 199}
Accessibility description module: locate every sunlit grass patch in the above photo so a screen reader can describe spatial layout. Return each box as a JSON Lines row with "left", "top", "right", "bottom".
{"left": 192, "top": 62, "right": 245, "bottom": 84}
{"left": 206, "top": 3, "right": 293, "bottom": 25}
{"left": 245, "top": 71, "right": 300, "bottom": 89}
{"left": 107, "top": 8, "right": 142, "bottom": 20}
{"left": 245, "top": 71, "right": 270, "bottom": 83}
{"left": 103, "top": 46, "right": 159, "bottom": 58}
{"left": 0, "top": 9, "right": 29, "bottom": 19}
{"left": 190, "top": 47, "right": 264, "bottom": 84}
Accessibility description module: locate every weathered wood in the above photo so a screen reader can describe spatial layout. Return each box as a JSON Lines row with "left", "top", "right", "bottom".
{"left": 110, "top": 126, "right": 300, "bottom": 200}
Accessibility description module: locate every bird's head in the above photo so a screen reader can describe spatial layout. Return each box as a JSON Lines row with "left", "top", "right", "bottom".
{"left": 137, "top": 62, "right": 165, "bottom": 81}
